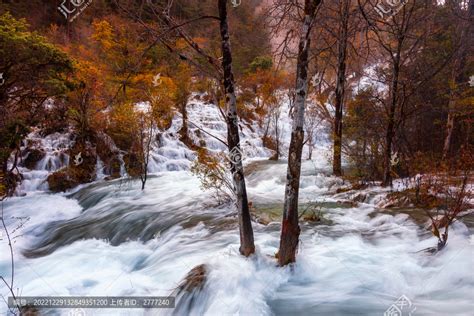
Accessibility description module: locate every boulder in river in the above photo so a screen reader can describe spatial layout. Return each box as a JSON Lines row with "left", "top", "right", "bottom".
{"left": 172, "top": 264, "right": 208, "bottom": 315}
{"left": 22, "top": 148, "right": 46, "bottom": 169}
{"left": 47, "top": 142, "right": 97, "bottom": 192}
{"left": 177, "top": 264, "right": 208, "bottom": 293}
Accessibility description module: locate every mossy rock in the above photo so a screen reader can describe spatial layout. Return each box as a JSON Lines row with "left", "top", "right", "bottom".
{"left": 96, "top": 134, "right": 122, "bottom": 178}
{"left": 47, "top": 142, "right": 97, "bottom": 192}
{"left": 123, "top": 152, "right": 142, "bottom": 177}
{"left": 303, "top": 210, "right": 321, "bottom": 222}
{"left": 108, "top": 157, "right": 122, "bottom": 178}
{"left": 69, "top": 143, "right": 96, "bottom": 175}
{"left": 47, "top": 169, "right": 77, "bottom": 192}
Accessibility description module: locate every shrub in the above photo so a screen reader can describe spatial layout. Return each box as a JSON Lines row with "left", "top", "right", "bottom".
{"left": 190, "top": 148, "right": 234, "bottom": 204}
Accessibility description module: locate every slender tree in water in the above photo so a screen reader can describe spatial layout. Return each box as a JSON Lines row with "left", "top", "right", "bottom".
{"left": 278, "top": 0, "right": 322, "bottom": 266}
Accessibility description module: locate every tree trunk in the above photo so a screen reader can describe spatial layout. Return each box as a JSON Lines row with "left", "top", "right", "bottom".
{"left": 218, "top": 0, "right": 255, "bottom": 256}
{"left": 278, "top": 0, "right": 320, "bottom": 266}
{"left": 179, "top": 102, "right": 189, "bottom": 143}
{"left": 333, "top": 0, "right": 349, "bottom": 177}
{"left": 442, "top": 102, "right": 455, "bottom": 160}
{"left": 382, "top": 52, "right": 401, "bottom": 187}
{"left": 274, "top": 113, "right": 280, "bottom": 160}
{"left": 442, "top": 0, "right": 473, "bottom": 160}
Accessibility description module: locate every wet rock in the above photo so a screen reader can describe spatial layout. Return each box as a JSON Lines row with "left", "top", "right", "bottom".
{"left": 47, "top": 142, "right": 97, "bottom": 192}
{"left": 351, "top": 192, "right": 367, "bottom": 203}
{"left": 47, "top": 169, "right": 77, "bottom": 192}
{"left": 335, "top": 186, "right": 352, "bottom": 194}
{"left": 336, "top": 182, "right": 368, "bottom": 193}
{"left": 96, "top": 133, "right": 122, "bottom": 178}
{"left": 249, "top": 203, "right": 282, "bottom": 225}
{"left": 251, "top": 211, "right": 272, "bottom": 225}
{"left": 171, "top": 264, "right": 209, "bottom": 315}
{"left": 337, "top": 200, "right": 358, "bottom": 208}
{"left": 20, "top": 304, "right": 39, "bottom": 316}
{"left": 378, "top": 189, "right": 441, "bottom": 209}
{"left": 178, "top": 264, "right": 207, "bottom": 293}
{"left": 303, "top": 210, "right": 321, "bottom": 222}
{"left": 123, "top": 152, "right": 141, "bottom": 177}
{"left": 269, "top": 152, "right": 279, "bottom": 160}
{"left": 23, "top": 148, "right": 45, "bottom": 169}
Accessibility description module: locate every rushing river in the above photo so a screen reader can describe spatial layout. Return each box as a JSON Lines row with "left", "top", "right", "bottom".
{"left": 1, "top": 156, "right": 473, "bottom": 316}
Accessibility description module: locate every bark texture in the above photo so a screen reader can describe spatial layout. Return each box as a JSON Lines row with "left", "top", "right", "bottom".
{"left": 278, "top": 0, "right": 321, "bottom": 266}
{"left": 218, "top": 0, "right": 255, "bottom": 256}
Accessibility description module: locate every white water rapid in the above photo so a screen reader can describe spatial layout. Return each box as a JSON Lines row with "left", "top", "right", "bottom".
{"left": 1, "top": 100, "right": 473, "bottom": 316}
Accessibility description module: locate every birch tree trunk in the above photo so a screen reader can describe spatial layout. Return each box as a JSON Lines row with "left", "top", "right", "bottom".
{"left": 218, "top": 0, "right": 255, "bottom": 256}
{"left": 278, "top": 0, "right": 321, "bottom": 266}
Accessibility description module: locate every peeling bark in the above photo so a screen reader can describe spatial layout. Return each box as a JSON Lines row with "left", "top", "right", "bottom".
{"left": 218, "top": 0, "right": 255, "bottom": 256}
{"left": 278, "top": 0, "right": 321, "bottom": 266}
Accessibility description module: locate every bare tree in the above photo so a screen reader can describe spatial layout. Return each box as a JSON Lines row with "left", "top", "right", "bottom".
{"left": 1, "top": 203, "right": 22, "bottom": 315}
{"left": 419, "top": 153, "right": 473, "bottom": 252}
{"left": 442, "top": 0, "right": 473, "bottom": 160}
{"left": 304, "top": 102, "right": 323, "bottom": 160}
{"left": 358, "top": 0, "right": 433, "bottom": 186}
{"left": 137, "top": 112, "right": 154, "bottom": 190}
{"left": 277, "top": 0, "right": 322, "bottom": 266}
{"left": 118, "top": 0, "right": 256, "bottom": 256}
{"left": 303, "top": 0, "right": 367, "bottom": 174}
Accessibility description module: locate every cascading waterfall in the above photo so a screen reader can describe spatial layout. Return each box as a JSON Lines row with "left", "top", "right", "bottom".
{"left": 1, "top": 100, "right": 473, "bottom": 316}
{"left": 12, "top": 128, "right": 72, "bottom": 194}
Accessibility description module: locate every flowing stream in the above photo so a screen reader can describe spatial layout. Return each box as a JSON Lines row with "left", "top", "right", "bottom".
{"left": 1, "top": 157, "right": 473, "bottom": 315}
{"left": 1, "top": 101, "right": 473, "bottom": 315}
